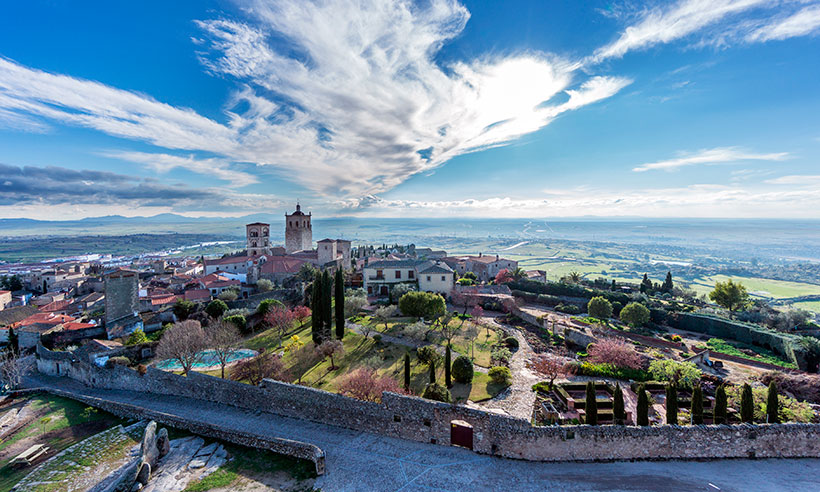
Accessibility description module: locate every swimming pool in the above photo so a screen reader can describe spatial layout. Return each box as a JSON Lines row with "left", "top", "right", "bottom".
{"left": 155, "top": 348, "right": 257, "bottom": 370}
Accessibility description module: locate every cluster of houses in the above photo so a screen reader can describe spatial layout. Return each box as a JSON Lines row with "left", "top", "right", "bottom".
{"left": 0, "top": 203, "right": 529, "bottom": 354}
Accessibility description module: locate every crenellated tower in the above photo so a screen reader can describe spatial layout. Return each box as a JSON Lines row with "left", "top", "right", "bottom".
{"left": 285, "top": 203, "right": 312, "bottom": 253}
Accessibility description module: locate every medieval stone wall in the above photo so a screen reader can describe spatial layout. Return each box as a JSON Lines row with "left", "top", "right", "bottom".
{"left": 36, "top": 345, "right": 820, "bottom": 463}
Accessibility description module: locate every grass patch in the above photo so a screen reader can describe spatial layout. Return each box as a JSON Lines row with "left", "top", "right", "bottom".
{"left": 184, "top": 443, "right": 316, "bottom": 491}
{"left": 706, "top": 338, "right": 797, "bottom": 369}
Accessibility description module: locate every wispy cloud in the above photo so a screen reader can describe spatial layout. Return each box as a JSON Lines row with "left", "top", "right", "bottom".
{"left": 589, "top": 0, "right": 820, "bottom": 64}
{"left": 101, "top": 151, "right": 258, "bottom": 188}
{"left": 632, "top": 147, "right": 790, "bottom": 172}
{"left": 765, "top": 174, "right": 820, "bottom": 185}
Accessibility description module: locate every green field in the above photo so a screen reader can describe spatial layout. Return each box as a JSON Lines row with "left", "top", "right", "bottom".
{"left": 688, "top": 275, "right": 820, "bottom": 299}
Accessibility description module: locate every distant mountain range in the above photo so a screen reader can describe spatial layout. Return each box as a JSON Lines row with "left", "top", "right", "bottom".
{"left": 0, "top": 213, "right": 281, "bottom": 228}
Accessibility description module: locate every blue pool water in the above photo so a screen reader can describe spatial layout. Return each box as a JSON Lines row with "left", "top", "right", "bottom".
{"left": 155, "top": 348, "right": 257, "bottom": 370}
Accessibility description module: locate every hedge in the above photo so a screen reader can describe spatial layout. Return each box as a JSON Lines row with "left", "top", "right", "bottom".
{"left": 508, "top": 279, "right": 632, "bottom": 305}
{"left": 568, "top": 361, "right": 652, "bottom": 382}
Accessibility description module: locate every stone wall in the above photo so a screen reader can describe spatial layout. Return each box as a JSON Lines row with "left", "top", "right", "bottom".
{"left": 36, "top": 344, "right": 820, "bottom": 464}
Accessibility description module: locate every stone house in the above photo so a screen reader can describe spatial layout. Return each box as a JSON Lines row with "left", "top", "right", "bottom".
{"left": 364, "top": 259, "right": 454, "bottom": 297}
{"left": 442, "top": 254, "right": 519, "bottom": 283}
{"left": 0, "top": 290, "right": 11, "bottom": 311}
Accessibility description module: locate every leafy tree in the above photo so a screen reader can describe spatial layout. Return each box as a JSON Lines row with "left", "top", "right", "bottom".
{"left": 510, "top": 267, "right": 527, "bottom": 281}
{"left": 709, "top": 279, "right": 749, "bottom": 319}
{"left": 662, "top": 272, "right": 674, "bottom": 293}
{"left": 613, "top": 383, "right": 626, "bottom": 425}
{"left": 373, "top": 305, "right": 398, "bottom": 331}
{"left": 451, "top": 355, "right": 474, "bottom": 384}
{"left": 218, "top": 288, "right": 239, "bottom": 302}
{"left": 344, "top": 293, "right": 367, "bottom": 317}
{"left": 422, "top": 382, "right": 451, "bottom": 403}
{"left": 417, "top": 345, "right": 442, "bottom": 366}
{"left": 334, "top": 269, "right": 345, "bottom": 338}
{"left": 666, "top": 384, "right": 678, "bottom": 425}
{"left": 256, "top": 278, "right": 273, "bottom": 292}
{"left": 296, "top": 263, "right": 319, "bottom": 284}
{"left": 463, "top": 271, "right": 477, "bottom": 281}
{"left": 390, "top": 283, "right": 416, "bottom": 304}
{"left": 714, "top": 384, "right": 728, "bottom": 424}
{"left": 155, "top": 320, "right": 207, "bottom": 376}
{"left": 1, "top": 275, "right": 22, "bottom": 291}
{"left": 205, "top": 299, "right": 228, "bottom": 319}
{"left": 444, "top": 345, "right": 452, "bottom": 388}
{"left": 256, "top": 299, "right": 284, "bottom": 316}
{"left": 494, "top": 269, "right": 513, "bottom": 284}
{"left": 404, "top": 352, "right": 411, "bottom": 390}
{"left": 585, "top": 381, "right": 598, "bottom": 425}
{"left": 587, "top": 296, "right": 613, "bottom": 319}
{"left": 7, "top": 328, "right": 19, "bottom": 355}
{"left": 636, "top": 384, "right": 649, "bottom": 426}
{"left": 173, "top": 300, "right": 196, "bottom": 321}
{"left": 766, "top": 381, "right": 779, "bottom": 423}
{"left": 640, "top": 274, "right": 653, "bottom": 294}
{"left": 399, "top": 291, "right": 446, "bottom": 319}
{"left": 741, "top": 383, "right": 754, "bottom": 423}
{"left": 488, "top": 366, "right": 512, "bottom": 385}
{"left": 691, "top": 384, "right": 704, "bottom": 424}
{"left": 125, "top": 328, "right": 148, "bottom": 346}
{"left": 648, "top": 359, "right": 702, "bottom": 389}
{"left": 620, "top": 302, "right": 650, "bottom": 327}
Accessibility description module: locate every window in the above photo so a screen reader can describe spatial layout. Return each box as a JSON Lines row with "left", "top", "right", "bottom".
{"left": 376, "top": 269, "right": 384, "bottom": 279}
{"left": 395, "top": 270, "right": 402, "bottom": 279}
{"left": 409, "top": 271, "right": 415, "bottom": 279}
{"left": 426, "top": 275, "right": 431, "bottom": 281}
{"left": 441, "top": 276, "right": 446, "bottom": 281}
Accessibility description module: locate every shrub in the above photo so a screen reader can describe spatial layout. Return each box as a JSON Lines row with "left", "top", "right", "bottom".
{"left": 256, "top": 278, "right": 273, "bottom": 292}
{"left": 218, "top": 289, "right": 239, "bottom": 301}
{"left": 451, "top": 355, "right": 474, "bottom": 384}
{"left": 488, "top": 366, "right": 512, "bottom": 385}
{"left": 173, "top": 300, "right": 196, "bottom": 320}
{"left": 491, "top": 347, "right": 512, "bottom": 364}
{"left": 106, "top": 356, "right": 130, "bottom": 368}
{"left": 137, "top": 364, "right": 147, "bottom": 375}
{"left": 257, "top": 299, "right": 284, "bottom": 316}
{"left": 648, "top": 359, "right": 702, "bottom": 389}
{"left": 620, "top": 302, "right": 650, "bottom": 327}
{"left": 422, "top": 382, "right": 452, "bottom": 403}
{"left": 205, "top": 299, "right": 228, "bottom": 319}
{"left": 504, "top": 336, "right": 519, "bottom": 350}
{"left": 587, "top": 296, "right": 613, "bottom": 320}
{"left": 556, "top": 303, "right": 582, "bottom": 315}
{"left": 399, "top": 291, "right": 446, "bottom": 318}
{"left": 587, "top": 337, "right": 641, "bottom": 369}
{"left": 224, "top": 315, "right": 248, "bottom": 334}
{"left": 125, "top": 328, "right": 148, "bottom": 346}
{"left": 570, "top": 361, "right": 651, "bottom": 382}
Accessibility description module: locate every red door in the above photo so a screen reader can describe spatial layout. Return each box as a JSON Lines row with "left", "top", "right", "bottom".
{"left": 450, "top": 420, "right": 473, "bottom": 450}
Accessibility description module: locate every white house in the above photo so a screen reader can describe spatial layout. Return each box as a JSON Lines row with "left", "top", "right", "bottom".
{"left": 364, "top": 259, "right": 454, "bottom": 297}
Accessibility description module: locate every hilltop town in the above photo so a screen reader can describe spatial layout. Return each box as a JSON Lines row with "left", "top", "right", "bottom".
{"left": 1, "top": 204, "right": 820, "bottom": 491}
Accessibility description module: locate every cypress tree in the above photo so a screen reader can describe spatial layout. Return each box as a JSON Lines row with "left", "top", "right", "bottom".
{"left": 640, "top": 274, "right": 652, "bottom": 294}
{"left": 766, "top": 381, "right": 779, "bottom": 424}
{"left": 311, "top": 272, "right": 323, "bottom": 344}
{"left": 7, "top": 327, "right": 19, "bottom": 355}
{"left": 662, "top": 271, "right": 674, "bottom": 293}
{"left": 637, "top": 384, "right": 649, "bottom": 426}
{"left": 585, "top": 381, "right": 598, "bottom": 425}
{"left": 611, "top": 279, "right": 617, "bottom": 291}
{"left": 445, "top": 345, "right": 452, "bottom": 388}
{"left": 691, "top": 384, "right": 703, "bottom": 425}
{"left": 334, "top": 269, "right": 345, "bottom": 339}
{"left": 613, "top": 383, "right": 625, "bottom": 425}
{"left": 429, "top": 359, "right": 436, "bottom": 385}
{"left": 741, "top": 383, "right": 754, "bottom": 423}
{"left": 322, "top": 270, "right": 332, "bottom": 340}
{"left": 666, "top": 384, "right": 678, "bottom": 425}
{"left": 404, "top": 353, "right": 411, "bottom": 391}
{"left": 714, "top": 384, "right": 728, "bottom": 425}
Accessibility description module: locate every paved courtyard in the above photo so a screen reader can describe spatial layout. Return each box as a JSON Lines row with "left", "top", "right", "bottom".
{"left": 26, "top": 375, "right": 820, "bottom": 492}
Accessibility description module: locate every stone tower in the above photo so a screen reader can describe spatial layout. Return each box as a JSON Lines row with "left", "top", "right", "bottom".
{"left": 246, "top": 222, "right": 270, "bottom": 256}
{"left": 285, "top": 203, "right": 312, "bottom": 253}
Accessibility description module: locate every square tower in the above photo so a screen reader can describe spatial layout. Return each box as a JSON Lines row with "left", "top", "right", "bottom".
{"left": 246, "top": 222, "right": 270, "bottom": 256}
{"left": 285, "top": 203, "right": 312, "bottom": 253}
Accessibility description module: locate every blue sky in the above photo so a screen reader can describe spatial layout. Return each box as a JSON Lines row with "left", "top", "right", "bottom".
{"left": 1, "top": 0, "right": 819, "bottom": 219}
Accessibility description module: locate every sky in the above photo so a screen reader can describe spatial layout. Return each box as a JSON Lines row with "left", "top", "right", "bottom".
{"left": 0, "top": 0, "right": 819, "bottom": 220}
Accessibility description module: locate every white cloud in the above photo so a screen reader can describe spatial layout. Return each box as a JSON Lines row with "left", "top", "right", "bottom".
{"left": 101, "top": 151, "right": 258, "bottom": 188}
{"left": 746, "top": 4, "right": 820, "bottom": 41}
{"left": 632, "top": 147, "right": 790, "bottom": 172}
{"left": 765, "top": 174, "right": 820, "bottom": 185}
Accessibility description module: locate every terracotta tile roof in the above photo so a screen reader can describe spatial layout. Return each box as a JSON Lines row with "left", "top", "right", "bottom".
{"left": 260, "top": 256, "right": 307, "bottom": 274}
{"left": 11, "top": 312, "right": 76, "bottom": 328}
{"left": 204, "top": 256, "right": 250, "bottom": 266}
{"left": 184, "top": 289, "right": 211, "bottom": 301}
{"left": 40, "top": 299, "right": 72, "bottom": 312}
{"left": 61, "top": 321, "right": 96, "bottom": 331}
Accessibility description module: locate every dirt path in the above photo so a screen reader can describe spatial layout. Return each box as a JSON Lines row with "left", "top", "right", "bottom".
{"left": 472, "top": 319, "right": 539, "bottom": 420}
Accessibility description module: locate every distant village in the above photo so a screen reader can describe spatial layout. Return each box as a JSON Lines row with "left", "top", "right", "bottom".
{"left": 0, "top": 203, "right": 527, "bottom": 351}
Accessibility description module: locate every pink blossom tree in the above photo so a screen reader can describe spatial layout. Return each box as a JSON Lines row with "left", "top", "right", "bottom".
{"left": 588, "top": 337, "right": 642, "bottom": 369}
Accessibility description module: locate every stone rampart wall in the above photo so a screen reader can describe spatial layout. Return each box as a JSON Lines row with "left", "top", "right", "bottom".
{"left": 36, "top": 344, "right": 820, "bottom": 463}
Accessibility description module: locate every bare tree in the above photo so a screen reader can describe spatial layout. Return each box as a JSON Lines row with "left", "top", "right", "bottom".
{"left": 208, "top": 319, "right": 240, "bottom": 379}
{"left": 155, "top": 320, "right": 207, "bottom": 376}
{"left": 0, "top": 350, "right": 23, "bottom": 390}
{"left": 530, "top": 353, "right": 571, "bottom": 390}
{"left": 265, "top": 306, "right": 296, "bottom": 348}
{"left": 316, "top": 339, "right": 344, "bottom": 370}
{"left": 437, "top": 312, "right": 459, "bottom": 346}
{"left": 231, "top": 349, "right": 286, "bottom": 385}
{"left": 337, "top": 368, "right": 402, "bottom": 402}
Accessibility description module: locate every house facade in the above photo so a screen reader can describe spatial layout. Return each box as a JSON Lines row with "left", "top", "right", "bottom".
{"left": 364, "top": 259, "right": 454, "bottom": 297}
